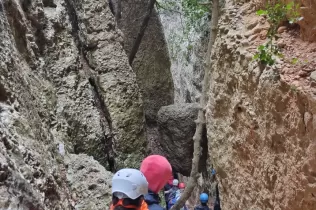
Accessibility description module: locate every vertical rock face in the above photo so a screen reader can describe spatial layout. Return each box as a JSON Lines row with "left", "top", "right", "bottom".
{"left": 116, "top": 0, "right": 174, "bottom": 122}
{"left": 2, "top": 0, "right": 146, "bottom": 169}
{"left": 158, "top": 0, "right": 209, "bottom": 103}
{"left": 0, "top": 0, "right": 145, "bottom": 208}
{"left": 65, "top": 0, "right": 146, "bottom": 169}
{"left": 206, "top": 1, "right": 316, "bottom": 210}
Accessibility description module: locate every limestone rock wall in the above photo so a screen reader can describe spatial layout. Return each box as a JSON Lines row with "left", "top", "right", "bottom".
{"left": 206, "top": 1, "right": 316, "bottom": 210}
{"left": 1, "top": 0, "right": 146, "bottom": 169}
{"left": 158, "top": 0, "right": 209, "bottom": 103}
{"left": 0, "top": 0, "right": 146, "bottom": 208}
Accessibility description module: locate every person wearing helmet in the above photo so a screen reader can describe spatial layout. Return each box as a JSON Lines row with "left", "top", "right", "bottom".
{"left": 194, "top": 193, "right": 210, "bottom": 210}
{"left": 165, "top": 179, "right": 179, "bottom": 203}
{"left": 178, "top": 183, "right": 185, "bottom": 191}
{"left": 110, "top": 168, "right": 148, "bottom": 210}
{"left": 140, "top": 155, "right": 172, "bottom": 210}
{"left": 168, "top": 182, "right": 188, "bottom": 210}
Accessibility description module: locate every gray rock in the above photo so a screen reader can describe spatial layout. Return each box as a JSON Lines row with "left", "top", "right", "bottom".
{"left": 67, "top": 0, "right": 147, "bottom": 169}
{"left": 65, "top": 154, "right": 113, "bottom": 210}
{"left": 158, "top": 0, "right": 209, "bottom": 104}
{"left": 115, "top": 0, "right": 174, "bottom": 122}
{"left": 0, "top": 0, "right": 146, "bottom": 208}
{"left": 310, "top": 71, "right": 316, "bottom": 82}
{"left": 2, "top": 0, "right": 146, "bottom": 170}
{"left": 157, "top": 103, "right": 205, "bottom": 176}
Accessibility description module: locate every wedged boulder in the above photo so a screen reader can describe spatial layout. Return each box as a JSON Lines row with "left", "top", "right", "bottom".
{"left": 157, "top": 103, "right": 206, "bottom": 176}
{"left": 115, "top": 0, "right": 174, "bottom": 123}
{"left": 65, "top": 154, "right": 113, "bottom": 210}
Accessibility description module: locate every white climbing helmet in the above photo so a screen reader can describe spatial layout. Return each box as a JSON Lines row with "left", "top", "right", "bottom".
{"left": 112, "top": 168, "right": 148, "bottom": 199}
{"left": 172, "top": 179, "right": 179, "bottom": 186}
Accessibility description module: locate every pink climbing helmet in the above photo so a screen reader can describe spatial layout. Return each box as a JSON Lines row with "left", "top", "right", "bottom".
{"left": 140, "top": 155, "right": 172, "bottom": 193}
{"left": 179, "top": 182, "right": 185, "bottom": 189}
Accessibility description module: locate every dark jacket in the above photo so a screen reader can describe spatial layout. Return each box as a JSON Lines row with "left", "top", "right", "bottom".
{"left": 164, "top": 183, "right": 172, "bottom": 202}
{"left": 144, "top": 191, "right": 164, "bottom": 210}
{"left": 194, "top": 204, "right": 210, "bottom": 210}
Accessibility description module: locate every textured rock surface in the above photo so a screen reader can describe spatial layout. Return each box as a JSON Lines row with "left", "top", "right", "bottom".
{"left": 257, "top": 0, "right": 316, "bottom": 41}
{"left": 157, "top": 103, "right": 207, "bottom": 176}
{"left": 0, "top": 105, "right": 71, "bottom": 209}
{"left": 0, "top": 0, "right": 146, "bottom": 208}
{"left": 1, "top": 0, "right": 146, "bottom": 171}
{"left": 206, "top": 1, "right": 316, "bottom": 210}
{"left": 65, "top": 154, "right": 112, "bottom": 209}
{"left": 116, "top": 0, "right": 174, "bottom": 122}
{"left": 293, "top": 0, "right": 316, "bottom": 42}
{"left": 68, "top": 0, "right": 146, "bottom": 170}
{"left": 158, "top": 0, "right": 209, "bottom": 103}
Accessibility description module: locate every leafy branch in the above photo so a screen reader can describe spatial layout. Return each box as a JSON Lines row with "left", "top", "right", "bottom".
{"left": 156, "top": 0, "right": 209, "bottom": 61}
{"left": 253, "top": 1, "right": 302, "bottom": 66}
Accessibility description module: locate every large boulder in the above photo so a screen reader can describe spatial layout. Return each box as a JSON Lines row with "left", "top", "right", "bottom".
{"left": 115, "top": 0, "right": 174, "bottom": 123}
{"left": 157, "top": 103, "right": 207, "bottom": 176}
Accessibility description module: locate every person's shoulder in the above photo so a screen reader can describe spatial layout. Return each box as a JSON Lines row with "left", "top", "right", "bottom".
{"left": 194, "top": 205, "right": 210, "bottom": 210}
{"left": 147, "top": 203, "right": 165, "bottom": 210}
{"left": 194, "top": 205, "right": 201, "bottom": 210}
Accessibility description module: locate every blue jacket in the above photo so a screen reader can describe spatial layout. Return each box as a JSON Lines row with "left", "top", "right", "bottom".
{"left": 194, "top": 204, "right": 210, "bottom": 210}
{"left": 168, "top": 191, "right": 188, "bottom": 210}
{"left": 167, "top": 186, "right": 178, "bottom": 201}
{"left": 144, "top": 191, "right": 165, "bottom": 210}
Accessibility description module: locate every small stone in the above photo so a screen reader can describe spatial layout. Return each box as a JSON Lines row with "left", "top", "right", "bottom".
{"left": 277, "top": 40, "right": 286, "bottom": 48}
{"left": 72, "top": 193, "right": 77, "bottom": 201}
{"left": 259, "top": 30, "right": 268, "bottom": 39}
{"left": 304, "top": 112, "right": 312, "bottom": 127}
{"left": 241, "top": 40, "right": 249, "bottom": 47}
{"left": 298, "top": 70, "right": 308, "bottom": 77}
{"left": 248, "top": 34, "right": 258, "bottom": 42}
{"left": 310, "top": 71, "right": 316, "bottom": 81}
{"left": 277, "top": 26, "right": 287, "bottom": 34}
{"left": 280, "top": 67, "right": 289, "bottom": 74}
{"left": 0, "top": 171, "right": 8, "bottom": 182}
{"left": 245, "top": 53, "right": 253, "bottom": 61}
{"left": 276, "top": 58, "right": 283, "bottom": 64}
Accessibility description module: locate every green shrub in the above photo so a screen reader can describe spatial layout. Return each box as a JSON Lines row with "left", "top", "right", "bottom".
{"left": 253, "top": 1, "right": 302, "bottom": 66}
